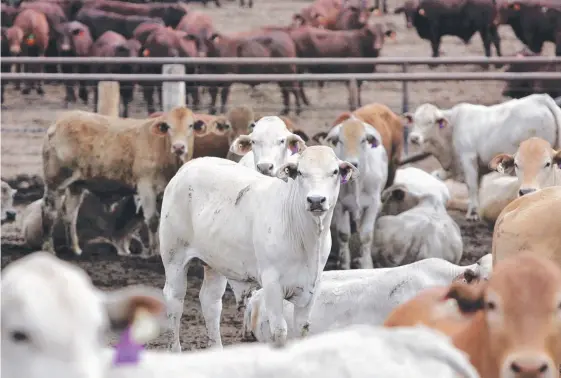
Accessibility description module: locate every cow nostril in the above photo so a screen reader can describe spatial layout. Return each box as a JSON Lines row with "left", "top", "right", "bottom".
{"left": 538, "top": 364, "right": 548, "bottom": 373}
{"left": 172, "top": 144, "right": 186, "bottom": 155}
{"left": 510, "top": 359, "right": 550, "bottom": 374}
{"left": 518, "top": 188, "right": 536, "bottom": 197}
{"left": 511, "top": 362, "right": 522, "bottom": 373}
{"left": 307, "top": 196, "right": 326, "bottom": 205}
{"left": 257, "top": 163, "right": 274, "bottom": 174}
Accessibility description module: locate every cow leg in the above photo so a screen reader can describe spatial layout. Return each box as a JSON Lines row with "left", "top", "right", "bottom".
{"left": 220, "top": 84, "right": 231, "bottom": 114}
{"left": 136, "top": 179, "right": 159, "bottom": 257}
{"left": 279, "top": 84, "right": 290, "bottom": 115}
{"left": 298, "top": 82, "right": 310, "bottom": 106}
{"left": 14, "top": 63, "right": 21, "bottom": 90}
{"left": 78, "top": 65, "right": 89, "bottom": 104}
{"left": 143, "top": 84, "right": 156, "bottom": 115}
{"left": 292, "top": 294, "right": 316, "bottom": 340}
{"left": 355, "top": 203, "right": 377, "bottom": 269}
{"left": 357, "top": 80, "right": 363, "bottom": 108}
{"left": 460, "top": 154, "right": 480, "bottom": 221}
{"left": 41, "top": 188, "right": 66, "bottom": 255}
{"left": 161, "top": 237, "right": 192, "bottom": 352}
{"left": 291, "top": 81, "right": 302, "bottom": 115}
{"left": 555, "top": 33, "right": 561, "bottom": 57}
{"left": 62, "top": 62, "right": 77, "bottom": 105}
{"left": 21, "top": 63, "right": 32, "bottom": 95}
{"left": 248, "top": 0, "right": 253, "bottom": 7}
{"left": 199, "top": 266, "right": 228, "bottom": 348}
{"left": 261, "top": 268, "right": 288, "bottom": 347}
{"left": 208, "top": 85, "right": 219, "bottom": 115}
{"left": 214, "top": 0, "right": 221, "bottom": 7}
{"left": 479, "top": 29, "right": 492, "bottom": 70}
{"left": 335, "top": 203, "right": 351, "bottom": 270}
{"left": 490, "top": 26, "right": 502, "bottom": 68}
{"left": 429, "top": 27, "right": 441, "bottom": 69}
{"left": 35, "top": 54, "right": 45, "bottom": 96}
{"left": 120, "top": 84, "right": 134, "bottom": 118}
{"left": 62, "top": 184, "right": 87, "bottom": 256}
{"left": 189, "top": 84, "right": 200, "bottom": 111}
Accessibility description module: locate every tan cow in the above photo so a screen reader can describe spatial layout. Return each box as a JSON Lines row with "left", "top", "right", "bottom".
{"left": 331, "top": 103, "right": 404, "bottom": 188}
{"left": 492, "top": 186, "right": 561, "bottom": 269}
{"left": 385, "top": 253, "right": 561, "bottom": 378}
{"left": 489, "top": 137, "right": 561, "bottom": 197}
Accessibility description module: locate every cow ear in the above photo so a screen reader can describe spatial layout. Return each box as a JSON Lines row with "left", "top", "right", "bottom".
{"left": 445, "top": 281, "right": 486, "bottom": 314}
{"left": 291, "top": 129, "right": 309, "bottom": 143}
{"left": 402, "top": 112, "right": 414, "bottom": 125}
{"left": 553, "top": 150, "right": 561, "bottom": 169}
{"left": 286, "top": 134, "right": 307, "bottom": 155}
{"left": 382, "top": 185, "right": 406, "bottom": 203}
{"left": 435, "top": 117, "right": 448, "bottom": 129}
{"left": 104, "top": 286, "right": 166, "bottom": 343}
{"left": 184, "top": 34, "right": 197, "bottom": 41}
{"left": 277, "top": 162, "right": 298, "bottom": 182}
{"left": 489, "top": 154, "right": 515, "bottom": 174}
{"left": 339, "top": 161, "right": 359, "bottom": 184}
{"left": 365, "top": 133, "right": 379, "bottom": 148}
{"left": 230, "top": 135, "right": 253, "bottom": 155}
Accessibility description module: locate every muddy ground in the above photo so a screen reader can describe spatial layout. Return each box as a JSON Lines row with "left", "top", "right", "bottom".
{"left": 1, "top": 0, "right": 555, "bottom": 350}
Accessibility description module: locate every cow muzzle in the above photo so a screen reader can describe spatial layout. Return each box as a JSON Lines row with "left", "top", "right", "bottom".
{"left": 502, "top": 353, "right": 556, "bottom": 378}
{"left": 9, "top": 46, "right": 21, "bottom": 55}
{"left": 171, "top": 143, "right": 187, "bottom": 160}
{"left": 408, "top": 133, "right": 422, "bottom": 145}
{"left": 256, "top": 162, "right": 274, "bottom": 176}
{"left": 306, "top": 194, "right": 327, "bottom": 214}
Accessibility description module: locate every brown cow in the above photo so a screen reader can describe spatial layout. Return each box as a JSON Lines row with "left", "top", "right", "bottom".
{"left": 1, "top": 26, "right": 23, "bottom": 103}
{"left": 55, "top": 21, "right": 93, "bottom": 105}
{"left": 489, "top": 137, "right": 561, "bottom": 197}
{"left": 176, "top": 11, "right": 215, "bottom": 40}
{"left": 492, "top": 186, "right": 561, "bottom": 271}
{"left": 292, "top": 0, "right": 343, "bottom": 29}
{"left": 385, "top": 253, "right": 561, "bottom": 378}
{"left": 8, "top": 9, "right": 50, "bottom": 96}
{"left": 329, "top": 103, "right": 404, "bottom": 188}
{"left": 132, "top": 22, "right": 165, "bottom": 46}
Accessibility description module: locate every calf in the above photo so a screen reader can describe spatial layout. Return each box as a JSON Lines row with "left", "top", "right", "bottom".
{"left": 75, "top": 8, "right": 163, "bottom": 40}
{"left": 231, "top": 116, "right": 307, "bottom": 176}
{"left": 290, "top": 24, "right": 395, "bottom": 108}
{"left": 41, "top": 107, "right": 209, "bottom": 257}
{"left": 243, "top": 254, "right": 492, "bottom": 343}
{"left": 406, "top": 93, "right": 561, "bottom": 221}
{"left": 91, "top": 31, "right": 141, "bottom": 117}
{"left": 490, "top": 137, "right": 561, "bottom": 196}
{"left": 374, "top": 173, "right": 463, "bottom": 267}
{"left": 394, "top": 0, "right": 501, "bottom": 62}
{"left": 1, "top": 180, "right": 17, "bottom": 225}
{"left": 1, "top": 252, "right": 167, "bottom": 378}
{"left": 8, "top": 9, "right": 50, "bottom": 95}
{"left": 82, "top": 0, "right": 187, "bottom": 28}
{"left": 140, "top": 27, "right": 201, "bottom": 114}
{"left": 385, "top": 253, "right": 561, "bottom": 378}
{"left": 159, "top": 147, "right": 358, "bottom": 350}
{"left": 496, "top": 0, "right": 561, "bottom": 56}
{"left": 55, "top": 21, "right": 93, "bottom": 106}
{"left": 493, "top": 186, "right": 561, "bottom": 272}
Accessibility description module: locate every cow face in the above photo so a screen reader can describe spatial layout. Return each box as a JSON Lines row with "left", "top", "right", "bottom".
{"left": 230, "top": 116, "right": 306, "bottom": 176}
{"left": 1, "top": 180, "right": 16, "bottom": 225}
{"left": 151, "top": 107, "right": 206, "bottom": 162}
{"left": 448, "top": 254, "right": 561, "bottom": 378}
{"left": 380, "top": 184, "right": 420, "bottom": 216}
{"left": 489, "top": 137, "right": 561, "bottom": 197}
{"left": 325, "top": 119, "right": 381, "bottom": 173}
{"left": 55, "top": 22, "right": 91, "bottom": 57}
{"left": 393, "top": 0, "right": 419, "bottom": 29}
{"left": 5, "top": 25, "right": 23, "bottom": 55}
{"left": 406, "top": 104, "right": 455, "bottom": 171}
{"left": 1, "top": 253, "right": 166, "bottom": 378}
{"left": 277, "top": 146, "right": 359, "bottom": 215}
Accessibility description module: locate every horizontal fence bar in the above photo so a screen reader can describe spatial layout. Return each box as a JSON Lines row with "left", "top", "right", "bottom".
{"left": 3, "top": 72, "right": 561, "bottom": 82}
{"left": 2, "top": 56, "right": 561, "bottom": 65}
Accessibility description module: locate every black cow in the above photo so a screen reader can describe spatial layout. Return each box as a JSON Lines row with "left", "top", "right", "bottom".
{"left": 497, "top": 0, "right": 561, "bottom": 56}
{"left": 395, "top": 0, "right": 501, "bottom": 63}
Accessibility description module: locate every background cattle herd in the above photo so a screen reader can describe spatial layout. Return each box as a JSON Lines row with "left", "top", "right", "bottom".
{"left": 1, "top": 0, "right": 561, "bottom": 377}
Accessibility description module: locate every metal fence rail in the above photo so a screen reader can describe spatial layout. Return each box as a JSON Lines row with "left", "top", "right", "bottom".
{"left": 3, "top": 56, "right": 561, "bottom": 65}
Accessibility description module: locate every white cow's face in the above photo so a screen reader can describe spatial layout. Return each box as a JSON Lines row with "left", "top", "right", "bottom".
{"left": 405, "top": 104, "right": 454, "bottom": 169}
{"left": 1, "top": 252, "right": 166, "bottom": 378}
{"left": 1, "top": 180, "right": 17, "bottom": 225}
{"left": 325, "top": 119, "right": 382, "bottom": 172}
{"left": 230, "top": 116, "right": 306, "bottom": 176}
{"left": 276, "top": 146, "right": 359, "bottom": 215}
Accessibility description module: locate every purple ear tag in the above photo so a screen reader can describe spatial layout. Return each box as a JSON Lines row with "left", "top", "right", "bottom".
{"left": 438, "top": 120, "right": 445, "bottom": 129}
{"left": 341, "top": 170, "right": 349, "bottom": 184}
{"left": 289, "top": 142, "right": 299, "bottom": 155}
{"left": 113, "top": 326, "right": 144, "bottom": 366}
{"left": 370, "top": 138, "right": 378, "bottom": 148}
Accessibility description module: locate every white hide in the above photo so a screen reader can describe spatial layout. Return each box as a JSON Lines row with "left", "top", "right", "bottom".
{"left": 107, "top": 325, "right": 480, "bottom": 378}
{"left": 0, "top": 252, "right": 166, "bottom": 378}
{"left": 407, "top": 93, "right": 561, "bottom": 221}
{"left": 1, "top": 180, "right": 17, "bottom": 224}
{"left": 478, "top": 172, "right": 520, "bottom": 223}
{"left": 326, "top": 120, "right": 388, "bottom": 269}
{"left": 230, "top": 116, "right": 306, "bottom": 176}
{"left": 243, "top": 255, "right": 492, "bottom": 343}
{"left": 394, "top": 167, "right": 450, "bottom": 205}
{"left": 20, "top": 198, "right": 44, "bottom": 249}
{"left": 159, "top": 147, "right": 359, "bottom": 350}
{"left": 373, "top": 173, "right": 463, "bottom": 267}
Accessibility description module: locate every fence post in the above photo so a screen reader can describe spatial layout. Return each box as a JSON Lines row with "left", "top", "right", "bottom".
{"left": 97, "top": 81, "right": 120, "bottom": 117}
{"left": 401, "top": 63, "right": 410, "bottom": 156}
{"left": 162, "top": 64, "right": 185, "bottom": 111}
{"left": 348, "top": 78, "right": 358, "bottom": 111}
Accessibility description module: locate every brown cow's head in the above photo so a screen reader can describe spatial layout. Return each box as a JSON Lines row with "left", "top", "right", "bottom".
{"left": 489, "top": 137, "right": 561, "bottom": 197}
{"left": 55, "top": 22, "right": 92, "bottom": 57}
{"left": 4, "top": 25, "right": 23, "bottom": 55}
{"left": 447, "top": 254, "right": 561, "bottom": 378}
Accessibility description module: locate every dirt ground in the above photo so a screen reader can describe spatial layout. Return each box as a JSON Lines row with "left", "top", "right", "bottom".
{"left": 1, "top": 0, "right": 555, "bottom": 351}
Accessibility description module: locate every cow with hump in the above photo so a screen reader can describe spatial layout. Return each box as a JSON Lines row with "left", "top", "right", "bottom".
{"left": 405, "top": 93, "right": 561, "bottom": 221}
{"left": 384, "top": 253, "right": 561, "bottom": 378}
{"left": 159, "top": 146, "right": 359, "bottom": 350}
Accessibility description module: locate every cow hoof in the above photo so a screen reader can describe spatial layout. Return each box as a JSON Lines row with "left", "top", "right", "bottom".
{"left": 21, "top": 88, "right": 31, "bottom": 95}
{"left": 37, "top": 88, "right": 45, "bottom": 96}
{"left": 465, "top": 211, "right": 480, "bottom": 222}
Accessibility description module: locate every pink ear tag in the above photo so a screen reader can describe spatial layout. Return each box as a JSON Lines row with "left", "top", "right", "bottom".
{"left": 113, "top": 327, "right": 144, "bottom": 366}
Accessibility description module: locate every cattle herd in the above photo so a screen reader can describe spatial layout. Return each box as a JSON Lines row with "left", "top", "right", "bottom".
{"left": 2, "top": 0, "right": 561, "bottom": 377}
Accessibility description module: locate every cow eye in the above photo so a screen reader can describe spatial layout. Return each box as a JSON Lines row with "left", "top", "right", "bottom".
{"left": 514, "top": 163, "right": 518, "bottom": 169}
{"left": 332, "top": 169, "right": 339, "bottom": 175}
{"left": 158, "top": 123, "right": 170, "bottom": 133}
{"left": 11, "top": 330, "right": 30, "bottom": 343}
{"left": 545, "top": 162, "right": 551, "bottom": 168}
{"left": 279, "top": 139, "right": 285, "bottom": 144}
{"left": 485, "top": 300, "right": 496, "bottom": 311}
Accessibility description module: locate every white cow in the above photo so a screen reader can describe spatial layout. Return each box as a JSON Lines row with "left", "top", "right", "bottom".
{"left": 159, "top": 146, "right": 359, "bottom": 350}
{"left": 373, "top": 170, "right": 463, "bottom": 267}
{"left": 108, "top": 325, "right": 480, "bottom": 378}
{"left": 242, "top": 254, "right": 492, "bottom": 343}
{"left": 406, "top": 93, "right": 561, "bottom": 221}
{"left": 230, "top": 116, "right": 306, "bottom": 176}
{"left": 323, "top": 118, "right": 388, "bottom": 269}
{"left": 1, "top": 180, "right": 17, "bottom": 225}
{"left": 394, "top": 167, "right": 450, "bottom": 205}
{"left": 1, "top": 252, "right": 166, "bottom": 378}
